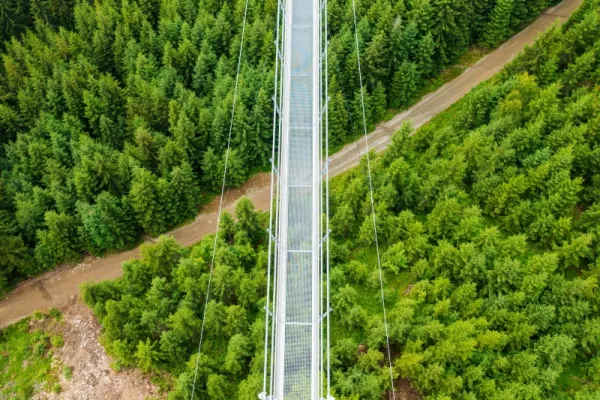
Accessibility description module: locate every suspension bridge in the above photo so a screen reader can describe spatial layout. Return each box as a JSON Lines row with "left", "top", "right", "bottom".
{"left": 265, "top": 0, "right": 330, "bottom": 397}
{"left": 191, "top": 0, "right": 394, "bottom": 398}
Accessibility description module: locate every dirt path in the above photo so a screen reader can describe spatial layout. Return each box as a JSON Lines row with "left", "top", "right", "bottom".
{"left": 0, "top": 0, "right": 582, "bottom": 329}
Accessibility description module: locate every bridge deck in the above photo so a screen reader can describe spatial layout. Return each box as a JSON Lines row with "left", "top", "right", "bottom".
{"left": 274, "top": 0, "right": 321, "bottom": 398}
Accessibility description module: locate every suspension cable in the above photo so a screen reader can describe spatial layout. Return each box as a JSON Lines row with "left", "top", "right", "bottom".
{"left": 351, "top": 0, "right": 396, "bottom": 398}
{"left": 190, "top": 0, "right": 250, "bottom": 398}
{"left": 261, "top": 0, "right": 285, "bottom": 396}
{"left": 323, "top": 0, "right": 332, "bottom": 396}
{"left": 320, "top": 10, "right": 325, "bottom": 396}
{"left": 268, "top": 15, "right": 286, "bottom": 394}
{"left": 269, "top": 54, "right": 284, "bottom": 396}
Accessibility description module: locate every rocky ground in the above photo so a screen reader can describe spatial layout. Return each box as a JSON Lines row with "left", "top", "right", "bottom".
{"left": 33, "top": 297, "right": 164, "bottom": 400}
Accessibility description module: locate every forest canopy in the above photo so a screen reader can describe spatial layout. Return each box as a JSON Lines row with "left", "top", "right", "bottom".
{"left": 0, "top": 0, "right": 561, "bottom": 293}
{"left": 83, "top": 0, "right": 600, "bottom": 398}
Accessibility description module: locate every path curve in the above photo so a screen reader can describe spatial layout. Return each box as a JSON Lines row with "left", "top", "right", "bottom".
{"left": 0, "top": 0, "right": 582, "bottom": 328}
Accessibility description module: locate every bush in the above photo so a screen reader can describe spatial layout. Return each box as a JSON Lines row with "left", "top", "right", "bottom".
{"left": 51, "top": 335, "right": 64, "bottom": 348}
{"left": 33, "top": 341, "right": 47, "bottom": 357}
{"left": 63, "top": 366, "right": 73, "bottom": 380}
{"left": 48, "top": 308, "right": 62, "bottom": 321}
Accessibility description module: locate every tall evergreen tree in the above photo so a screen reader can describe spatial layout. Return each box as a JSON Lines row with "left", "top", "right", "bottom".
{"left": 35, "top": 212, "right": 81, "bottom": 268}
{"left": 249, "top": 87, "right": 272, "bottom": 167}
{"left": 77, "top": 192, "right": 138, "bottom": 253}
{"left": 128, "top": 168, "right": 169, "bottom": 236}
{"left": 390, "top": 61, "right": 421, "bottom": 108}
{"left": 202, "top": 148, "right": 223, "bottom": 192}
{"left": 168, "top": 162, "right": 201, "bottom": 224}
{"left": 193, "top": 40, "right": 218, "bottom": 97}
{"left": 417, "top": 33, "right": 436, "bottom": 78}
{"left": 372, "top": 81, "right": 388, "bottom": 123}
{"left": 482, "top": 0, "right": 515, "bottom": 47}
{"left": 329, "top": 90, "right": 349, "bottom": 145}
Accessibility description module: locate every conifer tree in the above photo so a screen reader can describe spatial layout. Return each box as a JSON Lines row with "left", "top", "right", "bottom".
{"left": 225, "top": 149, "right": 247, "bottom": 189}
{"left": 77, "top": 192, "right": 138, "bottom": 253}
{"left": 329, "top": 90, "right": 349, "bottom": 145}
{"left": 482, "top": 0, "right": 515, "bottom": 47}
{"left": 417, "top": 33, "right": 436, "bottom": 78}
{"left": 35, "top": 212, "right": 81, "bottom": 268}
{"left": 249, "top": 87, "right": 272, "bottom": 166}
{"left": 372, "top": 81, "right": 388, "bottom": 123}
{"left": 390, "top": 61, "right": 421, "bottom": 109}
{"left": 128, "top": 168, "right": 168, "bottom": 236}
{"left": 193, "top": 40, "right": 218, "bottom": 97}
{"left": 202, "top": 148, "right": 223, "bottom": 192}
{"left": 169, "top": 162, "right": 200, "bottom": 224}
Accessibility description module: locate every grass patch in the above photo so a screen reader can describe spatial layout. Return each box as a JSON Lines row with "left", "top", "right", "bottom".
{"left": 0, "top": 318, "right": 61, "bottom": 399}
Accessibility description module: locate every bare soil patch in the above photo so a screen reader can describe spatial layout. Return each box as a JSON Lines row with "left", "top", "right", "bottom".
{"left": 385, "top": 379, "right": 421, "bottom": 400}
{"left": 33, "top": 297, "right": 163, "bottom": 400}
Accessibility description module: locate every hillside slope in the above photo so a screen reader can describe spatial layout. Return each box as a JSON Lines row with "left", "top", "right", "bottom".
{"left": 84, "top": 0, "right": 600, "bottom": 398}
{"left": 0, "top": 0, "right": 582, "bottom": 329}
{"left": 0, "top": 0, "right": 564, "bottom": 292}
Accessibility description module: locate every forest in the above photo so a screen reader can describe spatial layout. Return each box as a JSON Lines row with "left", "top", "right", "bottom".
{"left": 0, "top": 0, "right": 561, "bottom": 293}
{"left": 82, "top": 0, "right": 600, "bottom": 398}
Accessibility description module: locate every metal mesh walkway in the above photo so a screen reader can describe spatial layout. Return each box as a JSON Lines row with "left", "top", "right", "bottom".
{"left": 273, "top": 0, "right": 321, "bottom": 397}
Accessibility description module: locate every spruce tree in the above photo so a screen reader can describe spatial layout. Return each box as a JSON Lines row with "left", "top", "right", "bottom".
{"left": 417, "top": 33, "right": 436, "bottom": 78}
{"left": 128, "top": 168, "right": 168, "bottom": 236}
{"left": 372, "top": 81, "right": 388, "bottom": 123}
{"left": 169, "top": 162, "right": 200, "bottom": 224}
{"left": 35, "top": 212, "right": 82, "bottom": 268}
{"left": 250, "top": 87, "right": 272, "bottom": 167}
{"left": 482, "top": 0, "right": 515, "bottom": 47}
{"left": 225, "top": 149, "right": 247, "bottom": 189}
{"left": 329, "top": 91, "right": 349, "bottom": 145}
{"left": 390, "top": 61, "right": 421, "bottom": 109}
{"left": 202, "top": 148, "right": 223, "bottom": 192}
{"left": 193, "top": 40, "right": 218, "bottom": 97}
{"left": 78, "top": 192, "right": 138, "bottom": 253}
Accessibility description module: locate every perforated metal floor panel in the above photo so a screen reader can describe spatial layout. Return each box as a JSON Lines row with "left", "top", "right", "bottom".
{"left": 273, "top": 0, "right": 321, "bottom": 397}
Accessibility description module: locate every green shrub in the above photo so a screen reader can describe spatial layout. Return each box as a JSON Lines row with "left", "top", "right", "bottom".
{"left": 63, "top": 366, "right": 72, "bottom": 380}
{"left": 48, "top": 308, "right": 62, "bottom": 321}
{"left": 33, "top": 341, "right": 47, "bottom": 357}
{"left": 51, "top": 336, "right": 64, "bottom": 348}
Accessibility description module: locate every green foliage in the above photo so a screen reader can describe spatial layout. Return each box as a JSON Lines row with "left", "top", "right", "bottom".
{"left": 84, "top": 203, "right": 266, "bottom": 396}
{"left": 482, "top": 0, "right": 515, "bottom": 47}
{"left": 35, "top": 212, "right": 81, "bottom": 268}
{"left": 0, "top": 319, "right": 60, "bottom": 399}
{"left": 63, "top": 365, "right": 72, "bottom": 380}
{"left": 78, "top": 192, "right": 138, "bottom": 254}
{"left": 324, "top": 5, "right": 600, "bottom": 398}
{"left": 391, "top": 61, "right": 421, "bottom": 108}
{"left": 0, "top": 0, "right": 557, "bottom": 292}
{"left": 27, "top": 0, "right": 591, "bottom": 398}
{"left": 50, "top": 335, "right": 63, "bottom": 348}
{"left": 48, "top": 307, "right": 62, "bottom": 321}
